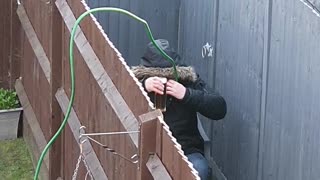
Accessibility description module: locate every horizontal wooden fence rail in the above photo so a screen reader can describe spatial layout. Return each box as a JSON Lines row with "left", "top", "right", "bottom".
{"left": 17, "top": 5, "right": 51, "bottom": 83}
{"left": 15, "top": 79, "right": 49, "bottom": 180}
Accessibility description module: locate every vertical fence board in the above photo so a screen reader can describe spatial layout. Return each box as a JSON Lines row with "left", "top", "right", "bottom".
{"left": 162, "top": 127, "right": 174, "bottom": 178}
{"left": 49, "top": 1, "right": 63, "bottom": 178}
{"left": 0, "top": 0, "right": 11, "bottom": 89}
{"left": 0, "top": 0, "right": 21, "bottom": 89}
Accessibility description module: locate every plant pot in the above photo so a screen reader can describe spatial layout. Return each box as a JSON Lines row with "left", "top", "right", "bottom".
{"left": 0, "top": 107, "right": 23, "bottom": 140}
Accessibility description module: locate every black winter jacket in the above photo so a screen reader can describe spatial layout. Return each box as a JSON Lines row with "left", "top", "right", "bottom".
{"left": 132, "top": 65, "right": 227, "bottom": 155}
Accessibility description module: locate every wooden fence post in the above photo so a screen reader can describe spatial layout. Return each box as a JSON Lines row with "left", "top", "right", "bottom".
{"left": 138, "top": 110, "right": 172, "bottom": 180}
{"left": 138, "top": 110, "right": 160, "bottom": 180}
{"left": 49, "top": 1, "right": 63, "bottom": 179}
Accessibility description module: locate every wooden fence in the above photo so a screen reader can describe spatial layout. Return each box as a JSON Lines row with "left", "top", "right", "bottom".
{"left": 8, "top": 0, "right": 200, "bottom": 179}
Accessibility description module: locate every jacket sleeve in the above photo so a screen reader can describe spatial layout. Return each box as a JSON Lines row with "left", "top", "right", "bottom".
{"left": 180, "top": 77, "right": 227, "bottom": 120}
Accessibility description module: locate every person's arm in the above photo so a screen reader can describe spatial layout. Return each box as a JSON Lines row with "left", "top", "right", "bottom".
{"left": 167, "top": 77, "right": 227, "bottom": 120}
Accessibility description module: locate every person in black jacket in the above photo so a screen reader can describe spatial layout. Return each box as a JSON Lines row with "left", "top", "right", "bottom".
{"left": 132, "top": 39, "right": 227, "bottom": 180}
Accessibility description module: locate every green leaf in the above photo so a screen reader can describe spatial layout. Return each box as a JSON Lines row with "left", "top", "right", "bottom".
{"left": 0, "top": 89, "right": 20, "bottom": 110}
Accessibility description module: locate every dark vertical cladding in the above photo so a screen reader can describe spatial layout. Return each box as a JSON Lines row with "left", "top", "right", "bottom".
{"left": 262, "top": 1, "right": 320, "bottom": 180}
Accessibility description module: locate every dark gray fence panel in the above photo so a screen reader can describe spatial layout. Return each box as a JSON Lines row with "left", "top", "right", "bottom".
{"left": 85, "top": 0, "right": 180, "bottom": 66}
{"left": 178, "top": 0, "right": 218, "bottom": 154}
{"left": 262, "top": 1, "right": 320, "bottom": 180}
{"left": 178, "top": 0, "right": 217, "bottom": 87}
{"left": 213, "top": 0, "right": 267, "bottom": 179}
{"left": 178, "top": 3, "right": 230, "bottom": 179}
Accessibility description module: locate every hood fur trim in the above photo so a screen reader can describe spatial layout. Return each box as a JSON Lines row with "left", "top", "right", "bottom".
{"left": 131, "top": 66, "right": 197, "bottom": 82}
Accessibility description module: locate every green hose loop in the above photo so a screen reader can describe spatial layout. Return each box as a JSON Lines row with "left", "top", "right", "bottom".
{"left": 34, "top": 7, "right": 178, "bottom": 180}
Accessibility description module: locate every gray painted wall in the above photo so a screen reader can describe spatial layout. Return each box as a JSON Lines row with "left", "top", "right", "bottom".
{"left": 85, "top": 0, "right": 320, "bottom": 180}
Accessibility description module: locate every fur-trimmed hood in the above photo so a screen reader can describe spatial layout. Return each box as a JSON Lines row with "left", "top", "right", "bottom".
{"left": 131, "top": 66, "right": 198, "bottom": 82}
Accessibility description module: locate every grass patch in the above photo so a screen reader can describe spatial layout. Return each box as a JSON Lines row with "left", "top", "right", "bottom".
{"left": 0, "top": 138, "right": 34, "bottom": 180}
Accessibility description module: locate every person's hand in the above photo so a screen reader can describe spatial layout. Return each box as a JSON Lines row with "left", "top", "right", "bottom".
{"left": 166, "top": 80, "right": 186, "bottom": 100}
{"left": 145, "top": 77, "right": 166, "bottom": 95}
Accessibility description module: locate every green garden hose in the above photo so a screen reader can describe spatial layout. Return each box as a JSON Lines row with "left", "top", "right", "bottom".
{"left": 34, "top": 7, "right": 178, "bottom": 180}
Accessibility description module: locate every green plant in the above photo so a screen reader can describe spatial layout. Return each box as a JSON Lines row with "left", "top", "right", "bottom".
{"left": 0, "top": 88, "right": 20, "bottom": 110}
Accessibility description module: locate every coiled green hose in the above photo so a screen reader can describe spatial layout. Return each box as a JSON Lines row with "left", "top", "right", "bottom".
{"left": 34, "top": 7, "right": 178, "bottom": 180}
